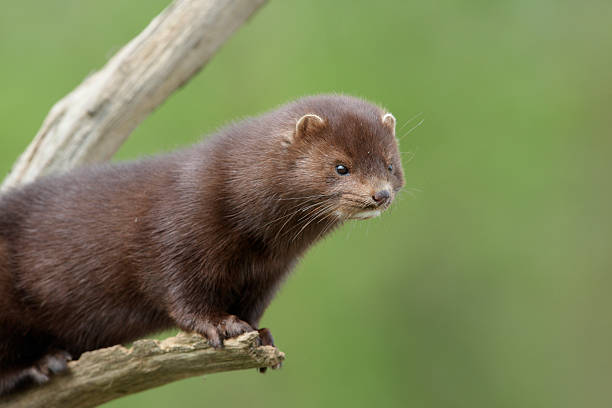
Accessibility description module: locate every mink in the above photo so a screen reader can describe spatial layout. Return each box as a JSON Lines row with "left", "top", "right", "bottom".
{"left": 0, "top": 94, "right": 405, "bottom": 394}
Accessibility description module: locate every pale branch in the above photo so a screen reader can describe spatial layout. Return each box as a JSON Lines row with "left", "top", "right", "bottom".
{"left": 1, "top": 0, "right": 268, "bottom": 191}
{"left": 0, "top": 332, "right": 285, "bottom": 408}
{"left": 1, "top": 0, "right": 282, "bottom": 406}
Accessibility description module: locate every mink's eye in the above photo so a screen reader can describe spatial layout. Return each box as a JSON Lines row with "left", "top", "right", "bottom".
{"left": 388, "top": 164, "right": 393, "bottom": 172}
{"left": 335, "top": 164, "right": 349, "bottom": 175}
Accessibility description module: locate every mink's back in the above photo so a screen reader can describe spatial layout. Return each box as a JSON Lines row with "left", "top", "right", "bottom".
{"left": 0, "top": 153, "right": 190, "bottom": 354}
{"left": 0, "top": 105, "right": 293, "bottom": 354}
{"left": 0, "top": 126, "right": 298, "bottom": 354}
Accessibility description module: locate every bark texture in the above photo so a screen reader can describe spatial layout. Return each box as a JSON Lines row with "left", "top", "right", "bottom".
{"left": 0, "top": 332, "right": 285, "bottom": 408}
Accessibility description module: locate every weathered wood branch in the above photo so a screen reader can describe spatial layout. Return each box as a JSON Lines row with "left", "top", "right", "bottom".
{"left": 1, "top": 0, "right": 282, "bottom": 406}
{"left": 1, "top": 0, "right": 268, "bottom": 191}
{"left": 0, "top": 332, "right": 285, "bottom": 408}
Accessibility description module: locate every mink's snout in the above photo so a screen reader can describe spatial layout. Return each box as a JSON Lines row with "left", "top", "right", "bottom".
{"left": 372, "top": 190, "right": 391, "bottom": 206}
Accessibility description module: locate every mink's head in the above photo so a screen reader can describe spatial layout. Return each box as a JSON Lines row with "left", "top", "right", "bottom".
{"left": 280, "top": 95, "right": 405, "bottom": 221}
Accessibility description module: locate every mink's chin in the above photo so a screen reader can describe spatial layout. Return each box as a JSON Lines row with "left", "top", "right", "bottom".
{"left": 349, "top": 209, "right": 382, "bottom": 220}
{"left": 335, "top": 206, "right": 387, "bottom": 220}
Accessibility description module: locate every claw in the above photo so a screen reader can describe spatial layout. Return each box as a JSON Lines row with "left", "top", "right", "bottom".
{"left": 201, "top": 315, "right": 254, "bottom": 348}
{"left": 257, "top": 328, "right": 275, "bottom": 347}
{"left": 256, "top": 328, "right": 281, "bottom": 374}
{"left": 26, "top": 367, "right": 50, "bottom": 385}
{"left": 204, "top": 326, "right": 223, "bottom": 348}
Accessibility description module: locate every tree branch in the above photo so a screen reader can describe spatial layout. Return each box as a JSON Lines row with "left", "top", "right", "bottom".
{"left": 1, "top": 0, "right": 282, "bottom": 406}
{"left": 0, "top": 332, "right": 285, "bottom": 408}
{"left": 1, "top": 0, "right": 268, "bottom": 191}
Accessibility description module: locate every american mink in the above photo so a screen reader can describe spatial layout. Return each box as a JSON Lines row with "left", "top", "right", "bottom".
{"left": 0, "top": 94, "right": 404, "bottom": 394}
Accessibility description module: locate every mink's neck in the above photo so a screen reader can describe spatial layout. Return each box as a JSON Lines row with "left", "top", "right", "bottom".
{"left": 220, "top": 180, "right": 341, "bottom": 255}
{"left": 258, "top": 199, "right": 341, "bottom": 253}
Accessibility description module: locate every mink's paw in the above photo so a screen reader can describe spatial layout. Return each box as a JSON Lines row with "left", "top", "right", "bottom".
{"left": 257, "top": 328, "right": 282, "bottom": 373}
{"left": 0, "top": 350, "right": 72, "bottom": 395}
{"left": 202, "top": 315, "right": 254, "bottom": 349}
{"left": 18, "top": 350, "right": 73, "bottom": 390}
{"left": 36, "top": 349, "right": 72, "bottom": 376}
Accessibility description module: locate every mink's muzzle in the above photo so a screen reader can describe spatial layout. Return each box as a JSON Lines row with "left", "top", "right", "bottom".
{"left": 372, "top": 189, "right": 391, "bottom": 206}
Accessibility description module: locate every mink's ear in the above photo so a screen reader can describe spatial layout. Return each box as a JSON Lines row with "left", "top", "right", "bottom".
{"left": 382, "top": 113, "right": 396, "bottom": 136}
{"left": 296, "top": 113, "right": 325, "bottom": 136}
{"left": 282, "top": 114, "right": 326, "bottom": 147}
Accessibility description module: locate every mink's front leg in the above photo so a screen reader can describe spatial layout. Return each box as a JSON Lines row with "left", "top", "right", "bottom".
{"left": 163, "top": 272, "right": 257, "bottom": 347}
{"left": 234, "top": 291, "right": 283, "bottom": 373}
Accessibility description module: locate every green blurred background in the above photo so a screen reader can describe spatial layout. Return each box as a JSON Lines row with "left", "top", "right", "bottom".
{"left": 2, "top": 0, "right": 612, "bottom": 406}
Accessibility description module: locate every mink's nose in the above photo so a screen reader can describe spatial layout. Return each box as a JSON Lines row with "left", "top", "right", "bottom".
{"left": 372, "top": 190, "right": 391, "bottom": 206}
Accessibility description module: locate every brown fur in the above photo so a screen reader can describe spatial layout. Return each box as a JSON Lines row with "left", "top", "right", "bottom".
{"left": 0, "top": 94, "right": 404, "bottom": 394}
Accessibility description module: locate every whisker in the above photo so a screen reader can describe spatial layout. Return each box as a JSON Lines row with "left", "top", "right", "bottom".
{"left": 261, "top": 198, "right": 321, "bottom": 230}
{"left": 399, "top": 118, "right": 424, "bottom": 140}
{"left": 342, "top": 197, "right": 372, "bottom": 208}
{"left": 276, "top": 193, "right": 333, "bottom": 201}
{"left": 291, "top": 209, "right": 327, "bottom": 243}
{"left": 288, "top": 201, "right": 337, "bottom": 243}
{"left": 314, "top": 212, "right": 339, "bottom": 242}
{"left": 400, "top": 151, "right": 416, "bottom": 164}
{"left": 398, "top": 112, "right": 423, "bottom": 132}
{"left": 272, "top": 201, "right": 322, "bottom": 242}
